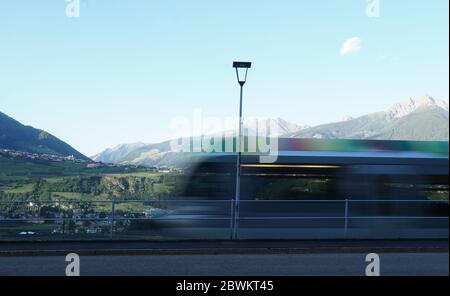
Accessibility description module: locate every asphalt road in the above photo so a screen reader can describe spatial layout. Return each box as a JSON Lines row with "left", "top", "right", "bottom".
{"left": 0, "top": 252, "right": 448, "bottom": 276}
{"left": 1, "top": 239, "right": 448, "bottom": 254}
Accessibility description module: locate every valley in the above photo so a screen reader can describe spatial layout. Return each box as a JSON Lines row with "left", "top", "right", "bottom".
{"left": 0, "top": 154, "right": 184, "bottom": 202}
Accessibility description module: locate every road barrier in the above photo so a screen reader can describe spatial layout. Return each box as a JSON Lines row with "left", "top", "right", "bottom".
{"left": 0, "top": 199, "right": 448, "bottom": 240}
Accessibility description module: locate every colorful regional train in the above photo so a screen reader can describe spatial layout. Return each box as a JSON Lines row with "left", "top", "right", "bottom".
{"left": 182, "top": 139, "right": 449, "bottom": 203}
{"left": 151, "top": 139, "right": 448, "bottom": 239}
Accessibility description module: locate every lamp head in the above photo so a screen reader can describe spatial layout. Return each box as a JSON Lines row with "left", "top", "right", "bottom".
{"left": 233, "top": 62, "right": 252, "bottom": 69}
{"left": 233, "top": 61, "right": 252, "bottom": 85}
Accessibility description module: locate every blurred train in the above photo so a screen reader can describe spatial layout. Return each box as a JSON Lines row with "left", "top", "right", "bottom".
{"left": 150, "top": 139, "right": 449, "bottom": 239}
{"left": 182, "top": 139, "right": 449, "bottom": 202}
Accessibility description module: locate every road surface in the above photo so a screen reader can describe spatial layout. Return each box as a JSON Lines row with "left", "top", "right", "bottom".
{"left": 0, "top": 252, "right": 448, "bottom": 276}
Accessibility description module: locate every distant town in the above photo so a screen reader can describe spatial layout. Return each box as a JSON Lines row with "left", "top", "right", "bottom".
{"left": 0, "top": 148, "right": 181, "bottom": 237}
{"left": 0, "top": 148, "right": 180, "bottom": 173}
{"left": 0, "top": 148, "right": 89, "bottom": 163}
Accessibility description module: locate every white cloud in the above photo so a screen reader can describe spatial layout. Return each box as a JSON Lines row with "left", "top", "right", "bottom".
{"left": 340, "top": 37, "right": 362, "bottom": 56}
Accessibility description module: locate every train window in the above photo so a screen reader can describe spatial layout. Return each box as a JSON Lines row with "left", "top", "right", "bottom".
{"left": 425, "top": 185, "right": 449, "bottom": 201}
{"left": 242, "top": 175, "right": 335, "bottom": 200}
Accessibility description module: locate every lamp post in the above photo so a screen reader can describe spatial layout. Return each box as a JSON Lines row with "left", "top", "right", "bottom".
{"left": 232, "top": 61, "right": 252, "bottom": 240}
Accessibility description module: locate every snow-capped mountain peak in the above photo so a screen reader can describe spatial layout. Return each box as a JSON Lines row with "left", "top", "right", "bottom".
{"left": 385, "top": 95, "right": 449, "bottom": 119}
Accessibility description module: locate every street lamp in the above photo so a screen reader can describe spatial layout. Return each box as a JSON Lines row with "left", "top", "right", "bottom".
{"left": 232, "top": 61, "right": 252, "bottom": 240}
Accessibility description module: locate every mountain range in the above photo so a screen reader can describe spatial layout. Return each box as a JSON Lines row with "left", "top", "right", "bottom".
{"left": 0, "top": 111, "right": 89, "bottom": 161}
{"left": 243, "top": 117, "right": 309, "bottom": 136}
{"left": 93, "top": 95, "right": 449, "bottom": 167}
{"left": 1, "top": 95, "right": 448, "bottom": 166}
{"left": 288, "top": 96, "right": 449, "bottom": 141}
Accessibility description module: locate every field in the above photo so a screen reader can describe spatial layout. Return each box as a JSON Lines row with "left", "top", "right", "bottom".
{"left": 0, "top": 155, "right": 182, "bottom": 202}
{"left": 0, "top": 155, "right": 186, "bottom": 240}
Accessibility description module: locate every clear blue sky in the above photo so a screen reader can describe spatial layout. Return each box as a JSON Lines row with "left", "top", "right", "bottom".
{"left": 1, "top": 0, "right": 448, "bottom": 156}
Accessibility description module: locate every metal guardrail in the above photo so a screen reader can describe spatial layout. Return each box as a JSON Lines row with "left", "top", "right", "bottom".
{"left": 0, "top": 199, "right": 448, "bottom": 240}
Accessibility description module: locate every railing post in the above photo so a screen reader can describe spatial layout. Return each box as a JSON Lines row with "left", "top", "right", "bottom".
{"left": 233, "top": 199, "right": 240, "bottom": 240}
{"left": 110, "top": 198, "right": 116, "bottom": 240}
{"left": 230, "top": 199, "right": 234, "bottom": 240}
{"left": 344, "top": 199, "right": 349, "bottom": 237}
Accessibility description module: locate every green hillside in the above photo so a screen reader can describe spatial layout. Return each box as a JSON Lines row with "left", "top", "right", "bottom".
{"left": 373, "top": 106, "right": 449, "bottom": 141}
{"left": 289, "top": 106, "right": 449, "bottom": 141}
{"left": 288, "top": 112, "right": 390, "bottom": 139}
{"left": 0, "top": 155, "right": 183, "bottom": 201}
{"left": 0, "top": 111, "right": 89, "bottom": 160}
